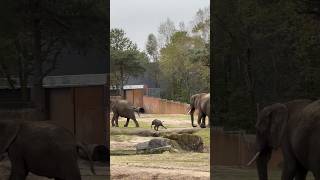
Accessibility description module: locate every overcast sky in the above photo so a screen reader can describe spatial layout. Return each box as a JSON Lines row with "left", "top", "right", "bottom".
{"left": 111, "top": 0, "right": 210, "bottom": 51}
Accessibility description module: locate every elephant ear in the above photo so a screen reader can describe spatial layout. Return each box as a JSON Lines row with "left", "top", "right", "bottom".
{"left": 0, "top": 120, "right": 20, "bottom": 154}
{"left": 269, "top": 103, "right": 288, "bottom": 149}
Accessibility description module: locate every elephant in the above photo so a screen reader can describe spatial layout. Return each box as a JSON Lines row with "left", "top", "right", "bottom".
{"left": 0, "top": 120, "right": 95, "bottom": 180}
{"left": 151, "top": 119, "right": 167, "bottom": 131}
{"left": 111, "top": 99, "right": 140, "bottom": 127}
{"left": 187, "top": 93, "right": 210, "bottom": 128}
{"left": 246, "top": 99, "right": 320, "bottom": 180}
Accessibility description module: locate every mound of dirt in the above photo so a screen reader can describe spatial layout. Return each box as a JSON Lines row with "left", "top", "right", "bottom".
{"left": 164, "top": 133, "right": 204, "bottom": 152}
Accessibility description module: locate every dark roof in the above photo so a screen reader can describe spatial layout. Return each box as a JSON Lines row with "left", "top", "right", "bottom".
{"left": 46, "top": 49, "right": 107, "bottom": 76}
{"left": 126, "top": 72, "right": 157, "bottom": 88}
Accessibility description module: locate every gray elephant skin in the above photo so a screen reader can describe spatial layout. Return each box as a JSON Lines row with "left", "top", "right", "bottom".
{"left": 248, "top": 99, "right": 320, "bottom": 180}
{"left": 188, "top": 93, "right": 210, "bottom": 128}
{"left": 111, "top": 99, "right": 140, "bottom": 127}
{"left": 151, "top": 119, "right": 167, "bottom": 131}
{"left": 0, "top": 120, "right": 94, "bottom": 180}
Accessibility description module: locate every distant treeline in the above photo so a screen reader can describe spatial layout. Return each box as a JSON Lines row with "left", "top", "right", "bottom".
{"left": 213, "top": 0, "right": 320, "bottom": 132}
{"left": 111, "top": 7, "right": 210, "bottom": 103}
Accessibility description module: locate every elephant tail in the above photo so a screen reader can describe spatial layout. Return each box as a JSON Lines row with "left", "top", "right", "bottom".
{"left": 133, "top": 107, "right": 141, "bottom": 117}
{"left": 76, "top": 142, "right": 96, "bottom": 175}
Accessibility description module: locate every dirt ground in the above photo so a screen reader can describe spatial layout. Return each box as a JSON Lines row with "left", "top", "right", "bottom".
{"left": 110, "top": 114, "right": 210, "bottom": 180}
{"left": 0, "top": 155, "right": 109, "bottom": 180}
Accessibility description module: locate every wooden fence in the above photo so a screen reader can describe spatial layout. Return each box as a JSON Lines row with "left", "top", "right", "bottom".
{"left": 142, "top": 96, "right": 189, "bottom": 114}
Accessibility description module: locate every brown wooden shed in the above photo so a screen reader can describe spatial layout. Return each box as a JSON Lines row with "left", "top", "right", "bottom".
{"left": 43, "top": 74, "right": 106, "bottom": 145}
{"left": 123, "top": 84, "right": 147, "bottom": 107}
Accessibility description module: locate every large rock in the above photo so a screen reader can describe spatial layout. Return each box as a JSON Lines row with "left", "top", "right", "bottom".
{"left": 136, "top": 138, "right": 172, "bottom": 154}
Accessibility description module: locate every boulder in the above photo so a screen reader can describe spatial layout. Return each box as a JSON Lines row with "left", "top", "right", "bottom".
{"left": 136, "top": 138, "right": 172, "bottom": 154}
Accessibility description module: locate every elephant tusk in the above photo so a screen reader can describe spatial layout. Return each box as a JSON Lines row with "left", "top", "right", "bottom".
{"left": 247, "top": 151, "right": 260, "bottom": 166}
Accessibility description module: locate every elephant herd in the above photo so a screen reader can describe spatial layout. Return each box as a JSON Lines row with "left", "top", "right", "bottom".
{"left": 111, "top": 93, "right": 211, "bottom": 129}
{"left": 248, "top": 99, "right": 320, "bottom": 180}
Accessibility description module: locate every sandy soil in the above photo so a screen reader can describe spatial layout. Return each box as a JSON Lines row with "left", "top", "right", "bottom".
{"left": 111, "top": 153, "right": 209, "bottom": 180}
{"left": 110, "top": 114, "right": 210, "bottom": 180}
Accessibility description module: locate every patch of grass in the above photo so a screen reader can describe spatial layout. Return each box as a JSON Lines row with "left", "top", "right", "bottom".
{"left": 110, "top": 135, "right": 133, "bottom": 142}
{"left": 110, "top": 149, "right": 137, "bottom": 156}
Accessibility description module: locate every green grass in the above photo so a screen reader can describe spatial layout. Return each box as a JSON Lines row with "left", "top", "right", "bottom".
{"left": 194, "top": 128, "right": 210, "bottom": 147}
{"left": 110, "top": 120, "right": 152, "bottom": 129}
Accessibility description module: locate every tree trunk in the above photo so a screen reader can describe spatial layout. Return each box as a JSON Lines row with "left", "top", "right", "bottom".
{"left": 120, "top": 64, "right": 125, "bottom": 98}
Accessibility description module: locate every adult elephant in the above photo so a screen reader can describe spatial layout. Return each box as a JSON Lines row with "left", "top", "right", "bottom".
{"left": 247, "top": 99, "right": 320, "bottom": 180}
{"left": 111, "top": 99, "right": 140, "bottom": 127}
{"left": 0, "top": 120, "right": 95, "bottom": 180}
{"left": 187, "top": 93, "right": 210, "bottom": 128}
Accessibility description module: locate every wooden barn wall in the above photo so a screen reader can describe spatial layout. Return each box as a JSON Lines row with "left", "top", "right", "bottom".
{"left": 74, "top": 86, "right": 105, "bottom": 144}
{"left": 48, "top": 88, "right": 75, "bottom": 133}
{"left": 48, "top": 86, "right": 105, "bottom": 144}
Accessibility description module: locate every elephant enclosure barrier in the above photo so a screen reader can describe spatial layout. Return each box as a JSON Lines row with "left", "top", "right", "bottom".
{"left": 142, "top": 96, "right": 189, "bottom": 114}
{"left": 212, "top": 127, "right": 283, "bottom": 169}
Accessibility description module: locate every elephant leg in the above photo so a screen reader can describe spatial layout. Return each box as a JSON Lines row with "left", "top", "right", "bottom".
{"left": 112, "top": 113, "right": 119, "bottom": 127}
{"left": 9, "top": 159, "right": 28, "bottom": 180}
{"left": 281, "top": 159, "right": 298, "bottom": 180}
{"left": 132, "top": 118, "right": 140, "bottom": 127}
{"left": 197, "top": 112, "right": 203, "bottom": 125}
{"left": 190, "top": 109, "right": 197, "bottom": 127}
{"left": 124, "top": 118, "right": 130, "bottom": 127}
{"left": 199, "top": 113, "right": 206, "bottom": 128}
{"left": 295, "top": 168, "right": 307, "bottom": 180}
{"left": 8, "top": 148, "right": 28, "bottom": 180}
{"left": 154, "top": 126, "right": 157, "bottom": 131}
{"left": 111, "top": 114, "right": 116, "bottom": 127}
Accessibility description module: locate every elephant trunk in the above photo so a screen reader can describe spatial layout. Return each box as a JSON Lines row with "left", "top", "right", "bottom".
{"left": 256, "top": 148, "right": 272, "bottom": 180}
{"left": 188, "top": 105, "right": 196, "bottom": 127}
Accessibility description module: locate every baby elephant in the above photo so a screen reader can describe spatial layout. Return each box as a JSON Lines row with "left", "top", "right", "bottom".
{"left": 151, "top": 119, "right": 167, "bottom": 131}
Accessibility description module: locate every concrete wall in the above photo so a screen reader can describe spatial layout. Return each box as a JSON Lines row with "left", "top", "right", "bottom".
{"left": 143, "top": 96, "right": 189, "bottom": 114}
{"left": 212, "top": 127, "right": 283, "bottom": 169}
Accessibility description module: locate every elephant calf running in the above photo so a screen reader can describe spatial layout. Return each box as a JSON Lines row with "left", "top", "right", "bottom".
{"left": 151, "top": 119, "right": 167, "bottom": 131}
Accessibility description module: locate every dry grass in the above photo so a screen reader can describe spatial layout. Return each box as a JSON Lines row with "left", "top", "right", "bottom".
{"left": 111, "top": 152, "right": 209, "bottom": 180}
{"left": 110, "top": 113, "right": 210, "bottom": 179}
